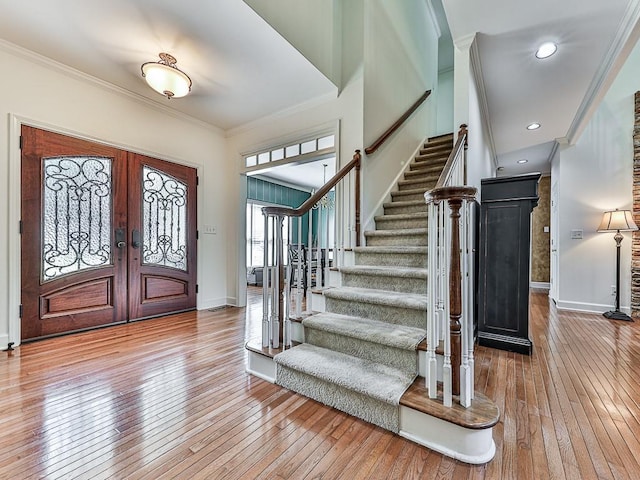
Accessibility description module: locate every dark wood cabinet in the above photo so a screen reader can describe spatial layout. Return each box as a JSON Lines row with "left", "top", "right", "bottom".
{"left": 477, "top": 173, "right": 540, "bottom": 355}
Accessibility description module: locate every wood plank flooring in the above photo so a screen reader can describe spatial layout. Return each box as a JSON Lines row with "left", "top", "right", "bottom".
{"left": 1, "top": 288, "right": 640, "bottom": 479}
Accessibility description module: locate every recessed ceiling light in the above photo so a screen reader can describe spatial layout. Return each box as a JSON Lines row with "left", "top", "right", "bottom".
{"left": 517, "top": 159, "right": 528, "bottom": 164}
{"left": 527, "top": 122, "right": 541, "bottom": 130}
{"left": 535, "top": 42, "right": 557, "bottom": 59}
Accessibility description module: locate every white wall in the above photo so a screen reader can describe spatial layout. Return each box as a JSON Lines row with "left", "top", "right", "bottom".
{"left": 362, "top": 0, "right": 439, "bottom": 225}
{"left": 0, "top": 43, "right": 228, "bottom": 348}
{"left": 435, "top": 68, "right": 454, "bottom": 136}
{"left": 466, "top": 67, "right": 495, "bottom": 191}
{"left": 554, "top": 39, "right": 640, "bottom": 314}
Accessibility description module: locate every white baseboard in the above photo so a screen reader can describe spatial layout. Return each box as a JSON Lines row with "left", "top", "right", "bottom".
{"left": 530, "top": 282, "right": 550, "bottom": 290}
{"left": 555, "top": 300, "right": 630, "bottom": 315}
{"left": 198, "top": 297, "right": 232, "bottom": 310}
{"left": 0, "top": 334, "right": 9, "bottom": 351}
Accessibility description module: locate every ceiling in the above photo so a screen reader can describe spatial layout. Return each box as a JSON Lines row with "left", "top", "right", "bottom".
{"left": 0, "top": 0, "right": 336, "bottom": 130}
{"left": 442, "top": 0, "right": 638, "bottom": 176}
{"left": 1, "top": 0, "right": 637, "bottom": 181}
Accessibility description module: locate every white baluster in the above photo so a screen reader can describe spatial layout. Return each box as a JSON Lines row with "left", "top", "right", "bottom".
{"left": 262, "top": 211, "right": 269, "bottom": 348}
{"left": 427, "top": 200, "right": 438, "bottom": 398}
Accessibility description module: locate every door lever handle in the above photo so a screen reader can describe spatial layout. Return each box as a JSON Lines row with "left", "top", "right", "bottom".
{"left": 117, "top": 241, "right": 126, "bottom": 249}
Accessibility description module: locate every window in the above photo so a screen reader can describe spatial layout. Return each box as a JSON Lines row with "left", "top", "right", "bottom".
{"left": 244, "top": 134, "right": 335, "bottom": 169}
{"left": 246, "top": 202, "right": 289, "bottom": 267}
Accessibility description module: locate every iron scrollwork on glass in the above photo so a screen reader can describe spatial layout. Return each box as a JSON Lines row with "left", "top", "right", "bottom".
{"left": 142, "top": 166, "right": 188, "bottom": 271}
{"left": 42, "top": 156, "right": 112, "bottom": 281}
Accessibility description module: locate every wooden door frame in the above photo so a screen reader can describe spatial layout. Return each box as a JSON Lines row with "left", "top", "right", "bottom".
{"left": 7, "top": 114, "right": 204, "bottom": 347}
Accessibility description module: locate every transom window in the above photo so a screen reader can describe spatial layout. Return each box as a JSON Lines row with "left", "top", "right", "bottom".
{"left": 245, "top": 134, "right": 335, "bottom": 169}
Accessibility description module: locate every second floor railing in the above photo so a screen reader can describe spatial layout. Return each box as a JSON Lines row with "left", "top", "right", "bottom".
{"left": 424, "top": 125, "right": 477, "bottom": 408}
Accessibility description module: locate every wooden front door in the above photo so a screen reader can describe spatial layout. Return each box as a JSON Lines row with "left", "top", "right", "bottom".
{"left": 20, "top": 126, "right": 197, "bottom": 341}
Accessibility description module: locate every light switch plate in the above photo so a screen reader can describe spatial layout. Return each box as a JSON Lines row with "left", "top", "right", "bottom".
{"left": 570, "top": 229, "right": 583, "bottom": 239}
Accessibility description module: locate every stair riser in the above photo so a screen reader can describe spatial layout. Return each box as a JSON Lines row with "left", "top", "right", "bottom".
{"left": 354, "top": 251, "right": 427, "bottom": 268}
{"left": 410, "top": 162, "right": 446, "bottom": 173}
{"left": 405, "top": 167, "right": 443, "bottom": 178}
{"left": 384, "top": 203, "right": 428, "bottom": 215}
{"left": 398, "top": 180, "right": 437, "bottom": 191}
{"left": 375, "top": 217, "right": 428, "bottom": 230}
{"left": 366, "top": 233, "right": 427, "bottom": 246}
{"left": 276, "top": 365, "right": 399, "bottom": 432}
{"left": 391, "top": 192, "right": 427, "bottom": 202}
{"left": 420, "top": 146, "right": 451, "bottom": 156}
{"left": 342, "top": 272, "right": 427, "bottom": 295}
{"left": 325, "top": 297, "right": 426, "bottom": 329}
{"left": 304, "top": 327, "right": 418, "bottom": 372}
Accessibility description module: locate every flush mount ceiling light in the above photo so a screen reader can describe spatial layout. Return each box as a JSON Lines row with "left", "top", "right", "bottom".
{"left": 517, "top": 159, "right": 528, "bottom": 164}
{"left": 141, "top": 53, "right": 192, "bottom": 99}
{"left": 535, "top": 42, "right": 557, "bottom": 59}
{"left": 527, "top": 122, "right": 541, "bottom": 130}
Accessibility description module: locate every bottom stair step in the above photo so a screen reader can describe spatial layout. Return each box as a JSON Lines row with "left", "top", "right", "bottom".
{"left": 274, "top": 343, "right": 416, "bottom": 432}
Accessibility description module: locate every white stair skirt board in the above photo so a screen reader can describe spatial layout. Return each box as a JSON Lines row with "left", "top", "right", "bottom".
{"left": 311, "top": 292, "right": 326, "bottom": 312}
{"left": 246, "top": 349, "right": 276, "bottom": 383}
{"left": 417, "top": 350, "right": 443, "bottom": 379}
{"left": 291, "top": 321, "right": 305, "bottom": 344}
{"left": 399, "top": 406, "right": 496, "bottom": 464}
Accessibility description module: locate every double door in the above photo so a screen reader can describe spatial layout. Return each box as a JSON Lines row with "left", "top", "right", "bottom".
{"left": 21, "top": 126, "right": 197, "bottom": 341}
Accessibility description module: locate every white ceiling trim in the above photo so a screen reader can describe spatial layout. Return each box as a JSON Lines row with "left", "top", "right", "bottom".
{"left": 0, "top": 38, "right": 220, "bottom": 133}
{"left": 469, "top": 38, "right": 498, "bottom": 169}
{"left": 564, "top": 0, "right": 640, "bottom": 145}
{"left": 224, "top": 90, "right": 338, "bottom": 139}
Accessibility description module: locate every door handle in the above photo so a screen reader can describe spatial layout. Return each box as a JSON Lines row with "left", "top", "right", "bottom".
{"left": 132, "top": 229, "right": 141, "bottom": 249}
{"left": 115, "top": 228, "right": 126, "bottom": 249}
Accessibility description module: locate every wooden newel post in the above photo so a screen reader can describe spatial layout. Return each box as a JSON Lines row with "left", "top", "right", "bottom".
{"left": 354, "top": 150, "right": 361, "bottom": 247}
{"left": 448, "top": 197, "right": 463, "bottom": 396}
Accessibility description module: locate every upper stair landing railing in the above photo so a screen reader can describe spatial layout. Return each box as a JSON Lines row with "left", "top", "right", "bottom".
{"left": 260, "top": 150, "right": 361, "bottom": 349}
{"left": 424, "top": 124, "right": 477, "bottom": 408}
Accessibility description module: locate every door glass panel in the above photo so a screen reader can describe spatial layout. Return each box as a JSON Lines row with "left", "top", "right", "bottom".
{"left": 42, "top": 156, "right": 112, "bottom": 281}
{"left": 141, "top": 166, "right": 187, "bottom": 271}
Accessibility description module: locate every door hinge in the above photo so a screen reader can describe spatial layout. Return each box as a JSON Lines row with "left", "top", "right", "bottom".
{"left": 196, "top": 230, "right": 199, "bottom": 240}
{"left": 196, "top": 284, "right": 199, "bottom": 294}
{"left": 196, "top": 176, "right": 199, "bottom": 186}
{"left": 19, "top": 304, "right": 23, "bottom": 318}
{"left": 19, "top": 220, "right": 23, "bottom": 234}
{"left": 19, "top": 135, "right": 23, "bottom": 150}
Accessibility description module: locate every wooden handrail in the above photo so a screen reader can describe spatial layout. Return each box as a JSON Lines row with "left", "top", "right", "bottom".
{"left": 435, "top": 124, "right": 468, "bottom": 189}
{"left": 364, "top": 90, "right": 431, "bottom": 155}
{"left": 263, "top": 150, "right": 361, "bottom": 219}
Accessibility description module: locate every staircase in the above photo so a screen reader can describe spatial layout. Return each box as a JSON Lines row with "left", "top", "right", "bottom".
{"left": 273, "top": 133, "right": 453, "bottom": 432}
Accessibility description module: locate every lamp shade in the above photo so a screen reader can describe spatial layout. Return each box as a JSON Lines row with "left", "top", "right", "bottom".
{"left": 141, "top": 53, "right": 191, "bottom": 99}
{"left": 597, "top": 209, "right": 639, "bottom": 232}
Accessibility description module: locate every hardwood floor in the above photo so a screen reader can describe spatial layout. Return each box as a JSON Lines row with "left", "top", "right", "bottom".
{"left": 2, "top": 288, "right": 640, "bottom": 479}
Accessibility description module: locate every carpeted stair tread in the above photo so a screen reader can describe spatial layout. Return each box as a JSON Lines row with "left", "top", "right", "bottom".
{"left": 340, "top": 265, "right": 427, "bottom": 279}
{"left": 374, "top": 212, "right": 428, "bottom": 222}
{"left": 304, "top": 312, "right": 425, "bottom": 351}
{"left": 274, "top": 343, "right": 415, "bottom": 405}
{"left": 324, "top": 286, "right": 427, "bottom": 310}
{"left": 383, "top": 199, "right": 428, "bottom": 209}
{"left": 353, "top": 245, "right": 428, "bottom": 254}
{"left": 365, "top": 227, "right": 428, "bottom": 237}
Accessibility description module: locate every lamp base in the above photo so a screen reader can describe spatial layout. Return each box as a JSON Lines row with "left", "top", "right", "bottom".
{"left": 603, "top": 310, "right": 634, "bottom": 322}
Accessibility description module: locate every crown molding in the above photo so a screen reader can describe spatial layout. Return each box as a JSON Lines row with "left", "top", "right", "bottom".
{"left": 566, "top": 0, "right": 640, "bottom": 144}
{"left": 0, "top": 38, "right": 222, "bottom": 133}
{"left": 469, "top": 38, "right": 498, "bottom": 169}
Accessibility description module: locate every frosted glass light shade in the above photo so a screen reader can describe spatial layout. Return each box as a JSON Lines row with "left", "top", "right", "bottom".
{"left": 598, "top": 209, "right": 638, "bottom": 232}
{"left": 141, "top": 53, "right": 192, "bottom": 99}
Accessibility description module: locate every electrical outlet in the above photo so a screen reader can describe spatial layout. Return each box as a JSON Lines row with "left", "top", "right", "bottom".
{"left": 611, "top": 285, "right": 617, "bottom": 296}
